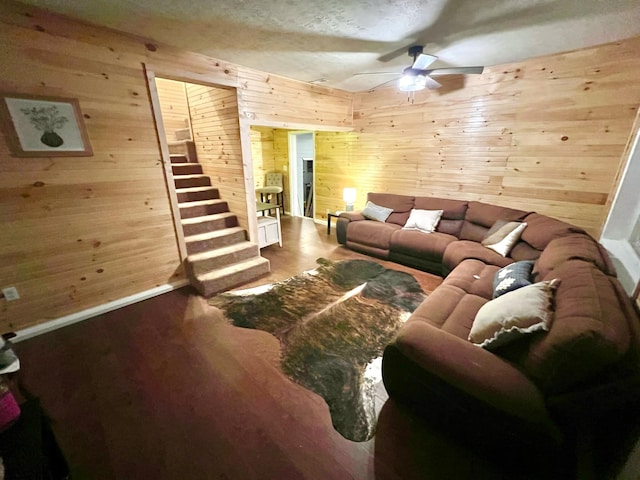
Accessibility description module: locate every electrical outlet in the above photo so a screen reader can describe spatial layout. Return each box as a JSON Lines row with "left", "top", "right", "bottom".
{"left": 2, "top": 287, "right": 20, "bottom": 301}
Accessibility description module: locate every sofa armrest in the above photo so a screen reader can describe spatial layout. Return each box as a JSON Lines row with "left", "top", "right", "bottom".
{"left": 339, "top": 211, "right": 365, "bottom": 222}
{"left": 336, "top": 212, "right": 366, "bottom": 245}
{"left": 383, "top": 321, "right": 561, "bottom": 442}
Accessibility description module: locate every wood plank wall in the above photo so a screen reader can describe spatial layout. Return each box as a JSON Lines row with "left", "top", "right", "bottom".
{"left": 238, "top": 71, "right": 352, "bottom": 128}
{"left": 350, "top": 37, "right": 640, "bottom": 237}
{"left": 155, "top": 78, "right": 191, "bottom": 142}
{"left": 315, "top": 131, "right": 359, "bottom": 216}
{"left": 0, "top": 0, "right": 352, "bottom": 333}
{"left": 272, "top": 130, "right": 290, "bottom": 212}
{"left": 186, "top": 84, "right": 248, "bottom": 229}
{"left": 251, "top": 126, "right": 277, "bottom": 192}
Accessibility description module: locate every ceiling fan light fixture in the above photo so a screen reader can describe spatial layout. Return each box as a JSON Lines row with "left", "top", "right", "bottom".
{"left": 398, "top": 73, "right": 427, "bottom": 92}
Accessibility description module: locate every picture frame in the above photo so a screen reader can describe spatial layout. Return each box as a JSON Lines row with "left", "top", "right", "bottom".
{"left": 0, "top": 93, "right": 93, "bottom": 157}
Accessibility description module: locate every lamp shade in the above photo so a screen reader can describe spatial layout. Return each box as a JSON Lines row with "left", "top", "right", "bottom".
{"left": 343, "top": 188, "right": 357, "bottom": 203}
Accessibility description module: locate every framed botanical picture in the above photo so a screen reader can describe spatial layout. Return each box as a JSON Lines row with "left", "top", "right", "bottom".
{"left": 0, "top": 93, "right": 93, "bottom": 157}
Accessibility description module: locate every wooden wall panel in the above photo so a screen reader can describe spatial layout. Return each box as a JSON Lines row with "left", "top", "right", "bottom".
{"left": 250, "top": 126, "right": 276, "bottom": 188}
{"left": 271, "top": 130, "right": 290, "bottom": 211}
{"left": 185, "top": 84, "right": 248, "bottom": 229}
{"left": 351, "top": 37, "right": 640, "bottom": 237}
{"left": 155, "top": 78, "right": 190, "bottom": 142}
{"left": 0, "top": 0, "right": 353, "bottom": 333}
{"left": 237, "top": 70, "right": 352, "bottom": 128}
{"left": 314, "top": 131, "right": 359, "bottom": 217}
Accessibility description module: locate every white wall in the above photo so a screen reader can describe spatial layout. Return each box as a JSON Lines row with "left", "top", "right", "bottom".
{"left": 291, "top": 132, "right": 314, "bottom": 217}
{"left": 601, "top": 130, "right": 640, "bottom": 293}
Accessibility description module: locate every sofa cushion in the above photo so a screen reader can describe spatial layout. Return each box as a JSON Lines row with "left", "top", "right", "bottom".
{"left": 367, "top": 193, "right": 414, "bottom": 226}
{"left": 402, "top": 209, "right": 443, "bottom": 233}
{"left": 469, "top": 279, "right": 560, "bottom": 350}
{"left": 502, "top": 260, "right": 631, "bottom": 393}
{"left": 520, "top": 213, "right": 585, "bottom": 251}
{"left": 482, "top": 221, "right": 527, "bottom": 256}
{"left": 362, "top": 201, "right": 393, "bottom": 222}
{"left": 443, "top": 240, "right": 513, "bottom": 273}
{"left": 533, "top": 234, "right": 617, "bottom": 281}
{"left": 383, "top": 321, "right": 562, "bottom": 443}
{"left": 493, "top": 260, "right": 536, "bottom": 298}
{"left": 414, "top": 197, "right": 468, "bottom": 237}
{"left": 390, "top": 230, "right": 457, "bottom": 264}
{"left": 441, "top": 259, "right": 498, "bottom": 300}
{"left": 346, "top": 220, "right": 401, "bottom": 251}
{"left": 509, "top": 240, "right": 543, "bottom": 262}
{"left": 409, "top": 285, "right": 487, "bottom": 340}
{"left": 460, "top": 202, "right": 530, "bottom": 242}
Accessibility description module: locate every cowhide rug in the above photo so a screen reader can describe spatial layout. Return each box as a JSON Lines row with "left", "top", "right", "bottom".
{"left": 209, "top": 258, "right": 426, "bottom": 442}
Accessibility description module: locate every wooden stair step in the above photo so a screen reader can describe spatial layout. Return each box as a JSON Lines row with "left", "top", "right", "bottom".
{"left": 179, "top": 199, "right": 229, "bottom": 219}
{"left": 169, "top": 154, "right": 189, "bottom": 164}
{"left": 174, "top": 174, "right": 211, "bottom": 189}
{"left": 172, "top": 163, "right": 203, "bottom": 175}
{"left": 181, "top": 212, "right": 238, "bottom": 236}
{"left": 186, "top": 242, "right": 260, "bottom": 277}
{"left": 190, "top": 257, "right": 271, "bottom": 297}
{"left": 185, "top": 227, "right": 246, "bottom": 254}
{"left": 176, "top": 186, "right": 220, "bottom": 203}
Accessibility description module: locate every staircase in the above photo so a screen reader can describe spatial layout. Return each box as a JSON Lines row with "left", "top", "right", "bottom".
{"left": 169, "top": 142, "right": 270, "bottom": 297}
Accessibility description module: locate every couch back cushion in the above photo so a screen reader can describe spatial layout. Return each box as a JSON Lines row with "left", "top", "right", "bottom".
{"left": 414, "top": 197, "right": 468, "bottom": 238}
{"left": 533, "top": 234, "right": 617, "bottom": 281}
{"left": 499, "top": 260, "right": 630, "bottom": 394}
{"left": 520, "top": 213, "right": 585, "bottom": 251}
{"left": 509, "top": 241, "right": 543, "bottom": 262}
{"left": 459, "top": 202, "right": 530, "bottom": 243}
{"left": 367, "top": 193, "right": 415, "bottom": 226}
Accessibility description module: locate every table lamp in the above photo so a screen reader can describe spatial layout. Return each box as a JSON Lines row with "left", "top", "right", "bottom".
{"left": 343, "top": 188, "right": 356, "bottom": 211}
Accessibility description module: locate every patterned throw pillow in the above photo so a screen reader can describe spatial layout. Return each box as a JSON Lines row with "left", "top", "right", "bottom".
{"left": 482, "top": 220, "right": 527, "bottom": 256}
{"left": 361, "top": 201, "right": 393, "bottom": 222}
{"left": 492, "top": 260, "right": 536, "bottom": 299}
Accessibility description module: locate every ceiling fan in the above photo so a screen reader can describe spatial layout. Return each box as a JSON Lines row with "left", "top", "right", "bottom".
{"left": 356, "top": 46, "right": 484, "bottom": 92}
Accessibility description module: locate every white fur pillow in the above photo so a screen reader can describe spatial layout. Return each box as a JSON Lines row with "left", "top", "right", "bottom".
{"left": 469, "top": 279, "right": 560, "bottom": 350}
{"left": 402, "top": 209, "right": 443, "bottom": 234}
{"left": 482, "top": 221, "right": 527, "bottom": 256}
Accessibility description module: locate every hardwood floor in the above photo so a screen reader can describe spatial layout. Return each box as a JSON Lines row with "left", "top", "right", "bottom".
{"left": 11, "top": 217, "right": 623, "bottom": 479}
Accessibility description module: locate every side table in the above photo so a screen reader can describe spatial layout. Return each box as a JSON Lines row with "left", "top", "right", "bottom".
{"left": 256, "top": 202, "right": 282, "bottom": 248}
{"left": 327, "top": 211, "right": 343, "bottom": 235}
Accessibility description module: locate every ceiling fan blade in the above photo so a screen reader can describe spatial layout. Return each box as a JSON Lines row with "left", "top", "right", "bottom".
{"left": 352, "top": 71, "right": 401, "bottom": 76}
{"left": 412, "top": 53, "right": 437, "bottom": 70}
{"left": 425, "top": 76, "right": 442, "bottom": 89}
{"left": 367, "top": 77, "right": 401, "bottom": 92}
{"left": 426, "top": 66, "right": 484, "bottom": 76}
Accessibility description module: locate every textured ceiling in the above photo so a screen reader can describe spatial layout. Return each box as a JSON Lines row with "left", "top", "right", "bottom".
{"left": 19, "top": 0, "right": 640, "bottom": 92}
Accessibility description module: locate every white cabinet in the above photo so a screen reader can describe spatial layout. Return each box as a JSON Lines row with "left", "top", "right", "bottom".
{"left": 257, "top": 216, "right": 282, "bottom": 248}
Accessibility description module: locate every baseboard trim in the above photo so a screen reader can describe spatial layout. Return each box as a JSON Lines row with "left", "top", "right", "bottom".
{"left": 13, "top": 279, "right": 190, "bottom": 342}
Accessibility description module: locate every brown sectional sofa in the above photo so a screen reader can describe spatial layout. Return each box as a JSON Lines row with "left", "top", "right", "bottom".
{"left": 336, "top": 192, "right": 640, "bottom": 458}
